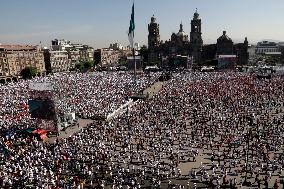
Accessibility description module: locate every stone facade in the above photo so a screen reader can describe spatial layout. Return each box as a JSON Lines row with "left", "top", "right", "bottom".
{"left": 44, "top": 39, "right": 94, "bottom": 73}
{"left": 147, "top": 11, "right": 200, "bottom": 67}
{"left": 217, "top": 31, "right": 234, "bottom": 55}
{"left": 234, "top": 38, "right": 249, "bottom": 65}
{"left": 161, "top": 23, "right": 190, "bottom": 57}
{"left": 44, "top": 50, "right": 72, "bottom": 73}
{"left": 51, "top": 39, "right": 94, "bottom": 63}
{"left": 0, "top": 45, "right": 46, "bottom": 83}
{"left": 94, "top": 48, "right": 120, "bottom": 66}
{"left": 201, "top": 33, "right": 249, "bottom": 66}
{"left": 145, "top": 10, "right": 249, "bottom": 68}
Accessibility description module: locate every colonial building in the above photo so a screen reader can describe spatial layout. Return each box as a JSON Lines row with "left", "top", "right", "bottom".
{"left": 145, "top": 10, "right": 249, "bottom": 68}
{"left": 201, "top": 31, "right": 248, "bottom": 65}
{"left": 147, "top": 11, "right": 200, "bottom": 67}
{"left": 0, "top": 45, "right": 46, "bottom": 83}
{"left": 94, "top": 48, "right": 120, "bottom": 66}
{"left": 51, "top": 39, "right": 94, "bottom": 63}
{"left": 44, "top": 49, "right": 72, "bottom": 73}
{"left": 234, "top": 37, "right": 249, "bottom": 65}
{"left": 217, "top": 31, "right": 234, "bottom": 55}
{"left": 44, "top": 39, "right": 94, "bottom": 73}
{"left": 161, "top": 23, "right": 190, "bottom": 57}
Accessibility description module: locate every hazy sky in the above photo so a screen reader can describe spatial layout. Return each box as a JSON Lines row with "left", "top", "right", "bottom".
{"left": 0, "top": 0, "right": 283, "bottom": 48}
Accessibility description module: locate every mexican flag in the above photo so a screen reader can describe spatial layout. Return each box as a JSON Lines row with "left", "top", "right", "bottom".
{"left": 128, "top": 2, "right": 135, "bottom": 48}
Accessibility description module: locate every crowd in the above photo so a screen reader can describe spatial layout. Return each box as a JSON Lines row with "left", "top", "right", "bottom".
{"left": 0, "top": 71, "right": 284, "bottom": 188}
{"left": 0, "top": 71, "right": 160, "bottom": 133}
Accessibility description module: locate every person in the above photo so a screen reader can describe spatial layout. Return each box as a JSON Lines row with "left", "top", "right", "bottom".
{"left": 264, "top": 176, "right": 269, "bottom": 189}
{"left": 274, "top": 179, "right": 279, "bottom": 189}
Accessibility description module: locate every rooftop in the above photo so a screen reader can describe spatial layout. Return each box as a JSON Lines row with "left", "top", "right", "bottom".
{"left": 0, "top": 45, "right": 38, "bottom": 51}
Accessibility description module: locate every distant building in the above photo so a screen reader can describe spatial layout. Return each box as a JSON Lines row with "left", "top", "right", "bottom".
{"left": 110, "top": 43, "right": 124, "bottom": 51}
{"left": 0, "top": 45, "right": 46, "bottom": 83}
{"left": 147, "top": 11, "right": 201, "bottom": 67}
{"left": 44, "top": 39, "right": 94, "bottom": 73}
{"left": 217, "top": 31, "right": 234, "bottom": 55}
{"left": 145, "top": 10, "right": 249, "bottom": 68}
{"left": 44, "top": 49, "right": 72, "bottom": 73}
{"left": 255, "top": 41, "right": 279, "bottom": 55}
{"left": 215, "top": 31, "right": 248, "bottom": 65}
{"left": 201, "top": 44, "right": 217, "bottom": 62}
{"left": 234, "top": 37, "right": 249, "bottom": 65}
{"left": 161, "top": 22, "right": 191, "bottom": 58}
{"left": 279, "top": 43, "right": 284, "bottom": 64}
{"left": 94, "top": 48, "right": 120, "bottom": 66}
{"left": 51, "top": 39, "right": 94, "bottom": 63}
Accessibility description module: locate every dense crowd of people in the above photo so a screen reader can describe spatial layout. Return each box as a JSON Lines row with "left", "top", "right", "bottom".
{"left": 0, "top": 72, "right": 159, "bottom": 133}
{"left": 0, "top": 71, "right": 284, "bottom": 188}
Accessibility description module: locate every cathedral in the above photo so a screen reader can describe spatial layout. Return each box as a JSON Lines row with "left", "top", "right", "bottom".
{"left": 147, "top": 10, "right": 249, "bottom": 67}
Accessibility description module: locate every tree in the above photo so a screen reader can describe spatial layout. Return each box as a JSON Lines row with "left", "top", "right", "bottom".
{"left": 75, "top": 63, "right": 84, "bottom": 71}
{"left": 83, "top": 61, "right": 94, "bottom": 70}
{"left": 20, "top": 67, "right": 37, "bottom": 79}
{"left": 75, "top": 61, "right": 95, "bottom": 72}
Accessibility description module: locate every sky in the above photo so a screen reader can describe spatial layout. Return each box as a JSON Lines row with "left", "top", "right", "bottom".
{"left": 0, "top": 0, "right": 284, "bottom": 48}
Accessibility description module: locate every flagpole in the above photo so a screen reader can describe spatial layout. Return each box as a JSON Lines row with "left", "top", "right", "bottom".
{"left": 128, "top": 1, "right": 136, "bottom": 85}
{"left": 133, "top": 44, "right": 136, "bottom": 85}
{"left": 132, "top": 0, "right": 136, "bottom": 85}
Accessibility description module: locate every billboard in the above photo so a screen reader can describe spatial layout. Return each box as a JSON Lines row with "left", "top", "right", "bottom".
{"left": 29, "top": 82, "right": 54, "bottom": 91}
{"left": 28, "top": 100, "right": 56, "bottom": 120}
{"left": 218, "top": 55, "right": 237, "bottom": 70}
{"left": 28, "top": 82, "right": 58, "bottom": 132}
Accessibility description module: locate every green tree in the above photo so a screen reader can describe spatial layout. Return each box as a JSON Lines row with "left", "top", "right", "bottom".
{"left": 75, "top": 61, "right": 95, "bottom": 72}
{"left": 20, "top": 67, "right": 37, "bottom": 79}
{"left": 75, "top": 63, "right": 84, "bottom": 71}
{"left": 83, "top": 61, "right": 94, "bottom": 70}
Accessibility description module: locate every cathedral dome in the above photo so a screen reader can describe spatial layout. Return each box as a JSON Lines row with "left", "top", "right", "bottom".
{"left": 177, "top": 31, "right": 188, "bottom": 37}
{"left": 177, "top": 23, "right": 188, "bottom": 38}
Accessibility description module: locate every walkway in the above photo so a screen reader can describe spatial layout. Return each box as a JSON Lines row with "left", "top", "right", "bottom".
{"left": 47, "top": 119, "right": 94, "bottom": 143}
{"left": 143, "top": 81, "right": 166, "bottom": 98}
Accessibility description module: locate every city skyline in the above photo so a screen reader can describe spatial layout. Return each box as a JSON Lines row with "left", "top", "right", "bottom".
{"left": 0, "top": 0, "right": 284, "bottom": 48}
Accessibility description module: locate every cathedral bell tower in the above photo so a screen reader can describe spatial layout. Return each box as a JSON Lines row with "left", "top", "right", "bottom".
{"left": 148, "top": 15, "right": 160, "bottom": 49}
{"left": 190, "top": 9, "right": 203, "bottom": 63}
{"left": 148, "top": 15, "right": 160, "bottom": 64}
